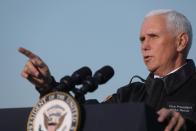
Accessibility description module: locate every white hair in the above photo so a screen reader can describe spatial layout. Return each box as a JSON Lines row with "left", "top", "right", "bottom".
{"left": 145, "top": 9, "right": 193, "bottom": 56}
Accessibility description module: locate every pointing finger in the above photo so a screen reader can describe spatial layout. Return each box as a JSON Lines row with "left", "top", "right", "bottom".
{"left": 18, "top": 47, "right": 37, "bottom": 59}
{"left": 31, "top": 57, "right": 46, "bottom": 68}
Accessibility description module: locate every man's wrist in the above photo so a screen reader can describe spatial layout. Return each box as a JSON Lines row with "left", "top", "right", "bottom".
{"left": 35, "top": 76, "right": 59, "bottom": 97}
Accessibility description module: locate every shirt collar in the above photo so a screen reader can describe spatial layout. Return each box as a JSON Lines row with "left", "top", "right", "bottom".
{"left": 146, "top": 59, "right": 196, "bottom": 95}
{"left": 154, "top": 63, "right": 187, "bottom": 79}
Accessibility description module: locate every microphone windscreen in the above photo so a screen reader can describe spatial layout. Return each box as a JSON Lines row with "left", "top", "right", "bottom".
{"left": 93, "top": 65, "right": 114, "bottom": 84}
{"left": 60, "top": 75, "right": 71, "bottom": 83}
{"left": 59, "top": 75, "right": 73, "bottom": 91}
{"left": 71, "top": 66, "right": 92, "bottom": 84}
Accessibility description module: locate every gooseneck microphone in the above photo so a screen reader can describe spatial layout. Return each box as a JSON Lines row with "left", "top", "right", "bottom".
{"left": 93, "top": 65, "right": 115, "bottom": 85}
{"left": 71, "top": 66, "right": 92, "bottom": 85}
{"left": 55, "top": 65, "right": 114, "bottom": 104}
{"left": 79, "top": 65, "right": 114, "bottom": 94}
{"left": 56, "top": 66, "right": 92, "bottom": 92}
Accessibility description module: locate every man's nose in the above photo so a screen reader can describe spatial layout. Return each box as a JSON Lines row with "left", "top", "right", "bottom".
{"left": 141, "top": 39, "right": 150, "bottom": 51}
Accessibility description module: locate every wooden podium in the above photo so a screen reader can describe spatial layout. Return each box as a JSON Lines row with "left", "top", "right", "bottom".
{"left": 0, "top": 103, "right": 164, "bottom": 131}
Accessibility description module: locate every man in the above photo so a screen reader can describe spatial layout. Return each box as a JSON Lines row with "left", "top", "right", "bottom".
{"left": 19, "top": 9, "right": 196, "bottom": 130}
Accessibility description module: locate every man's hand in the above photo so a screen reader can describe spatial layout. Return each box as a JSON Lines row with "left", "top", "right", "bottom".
{"left": 18, "top": 47, "right": 52, "bottom": 88}
{"left": 157, "top": 108, "right": 185, "bottom": 131}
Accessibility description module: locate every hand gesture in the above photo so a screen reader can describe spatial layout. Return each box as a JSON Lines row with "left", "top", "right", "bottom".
{"left": 18, "top": 47, "right": 52, "bottom": 89}
{"left": 157, "top": 108, "right": 185, "bottom": 131}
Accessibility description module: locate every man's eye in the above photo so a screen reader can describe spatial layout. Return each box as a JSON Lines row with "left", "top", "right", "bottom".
{"left": 140, "top": 37, "right": 145, "bottom": 42}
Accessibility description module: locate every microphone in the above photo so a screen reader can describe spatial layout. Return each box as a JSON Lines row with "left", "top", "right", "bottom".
{"left": 57, "top": 66, "right": 92, "bottom": 92}
{"left": 80, "top": 65, "right": 114, "bottom": 94}
{"left": 93, "top": 65, "right": 114, "bottom": 85}
{"left": 71, "top": 66, "right": 92, "bottom": 85}
{"left": 58, "top": 76, "right": 73, "bottom": 92}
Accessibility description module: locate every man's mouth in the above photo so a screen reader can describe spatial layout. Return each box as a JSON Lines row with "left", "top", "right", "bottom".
{"left": 144, "top": 56, "right": 152, "bottom": 62}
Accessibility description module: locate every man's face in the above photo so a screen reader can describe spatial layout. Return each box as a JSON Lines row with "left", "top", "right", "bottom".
{"left": 140, "top": 15, "right": 179, "bottom": 76}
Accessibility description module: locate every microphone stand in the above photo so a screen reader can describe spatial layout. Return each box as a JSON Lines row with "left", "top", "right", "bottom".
{"left": 72, "top": 88, "right": 86, "bottom": 104}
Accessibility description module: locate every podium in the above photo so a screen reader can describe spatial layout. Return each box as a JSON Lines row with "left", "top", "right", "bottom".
{"left": 0, "top": 103, "right": 164, "bottom": 131}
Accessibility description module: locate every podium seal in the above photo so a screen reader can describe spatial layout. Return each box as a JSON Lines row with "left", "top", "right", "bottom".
{"left": 27, "top": 91, "right": 80, "bottom": 131}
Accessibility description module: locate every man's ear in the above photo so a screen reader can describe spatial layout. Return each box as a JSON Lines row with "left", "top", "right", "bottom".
{"left": 176, "top": 33, "right": 189, "bottom": 52}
